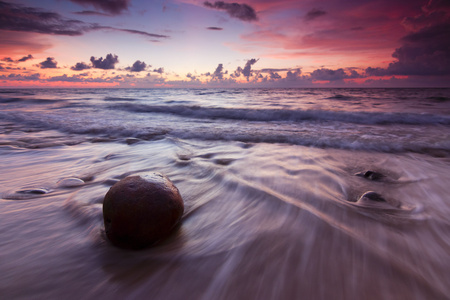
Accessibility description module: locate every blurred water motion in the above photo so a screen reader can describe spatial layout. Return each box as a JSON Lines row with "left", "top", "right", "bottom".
{"left": 1, "top": 88, "right": 450, "bottom": 299}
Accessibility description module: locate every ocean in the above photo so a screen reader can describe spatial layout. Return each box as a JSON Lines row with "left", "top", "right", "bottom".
{"left": 1, "top": 88, "right": 450, "bottom": 299}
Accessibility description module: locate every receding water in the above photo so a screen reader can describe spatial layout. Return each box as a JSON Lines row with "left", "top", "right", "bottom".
{"left": 1, "top": 88, "right": 450, "bottom": 299}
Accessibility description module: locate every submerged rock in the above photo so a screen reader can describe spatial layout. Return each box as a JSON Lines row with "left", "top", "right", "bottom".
{"left": 357, "top": 191, "right": 401, "bottom": 208}
{"left": 57, "top": 177, "right": 85, "bottom": 188}
{"left": 355, "top": 170, "right": 385, "bottom": 181}
{"left": 17, "top": 188, "right": 50, "bottom": 195}
{"left": 4, "top": 187, "right": 51, "bottom": 200}
{"left": 359, "top": 191, "right": 386, "bottom": 202}
{"left": 103, "top": 173, "right": 184, "bottom": 249}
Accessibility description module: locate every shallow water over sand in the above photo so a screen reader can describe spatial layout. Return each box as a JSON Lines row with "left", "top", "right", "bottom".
{"left": 1, "top": 134, "right": 450, "bottom": 299}
{"left": 1, "top": 88, "right": 450, "bottom": 299}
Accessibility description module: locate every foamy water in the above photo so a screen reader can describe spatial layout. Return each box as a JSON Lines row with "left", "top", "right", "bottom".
{"left": 1, "top": 88, "right": 450, "bottom": 299}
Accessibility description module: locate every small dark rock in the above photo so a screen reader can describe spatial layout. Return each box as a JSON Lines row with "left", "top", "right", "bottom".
{"left": 103, "top": 173, "right": 184, "bottom": 249}
{"left": 356, "top": 170, "right": 385, "bottom": 181}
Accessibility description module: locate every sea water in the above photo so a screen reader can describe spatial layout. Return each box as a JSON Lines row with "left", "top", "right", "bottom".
{"left": 1, "top": 88, "right": 450, "bottom": 299}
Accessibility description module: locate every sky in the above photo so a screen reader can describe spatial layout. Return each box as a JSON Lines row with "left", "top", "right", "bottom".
{"left": 0, "top": 0, "right": 449, "bottom": 88}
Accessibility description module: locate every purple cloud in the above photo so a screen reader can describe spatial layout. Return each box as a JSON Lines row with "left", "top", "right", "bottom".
{"left": 126, "top": 60, "right": 148, "bottom": 72}
{"left": 242, "top": 58, "right": 258, "bottom": 79}
{"left": 90, "top": 54, "right": 119, "bottom": 70}
{"left": 1, "top": 57, "right": 14, "bottom": 63}
{"left": 73, "top": 10, "right": 111, "bottom": 16}
{"left": 270, "top": 71, "right": 282, "bottom": 79}
{"left": 69, "top": 0, "right": 131, "bottom": 15}
{"left": 0, "top": 1, "right": 88, "bottom": 36}
{"left": 233, "top": 58, "right": 259, "bottom": 80}
{"left": 17, "top": 54, "right": 33, "bottom": 62}
{"left": 305, "top": 8, "right": 327, "bottom": 21}
{"left": 71, "top": 62, "right": 91, "bottom": 71}
{"left": 213, "top": 64, "right": 224, "bottom": 79}
{"left": 286, "top": 69, "right": 302, "bottom": 81}
{"left": 0, "top": 73, "right": 41, "bottom": 81}
{"left": 310, "top": 68, "right": 361, "bottom": 81}
{"left": 186, "top": 73, "right": 199, "bottom": 81}
{"left": 39, "top": 57, "right": 58, "bottom": 69}
{"left": 117, "top": 28, "right": 169, "bottom": 39}
{"left": 153, "top": 67, "right": 164, "bottom": 74}
{"left": 204, "top": 1, "right": 258, "bottom": 22}
{"left": 0, "top": 1, "right": 169, "bottom": 40}
{"left": 207, "top": 27, "right": 224, "bottom": 30}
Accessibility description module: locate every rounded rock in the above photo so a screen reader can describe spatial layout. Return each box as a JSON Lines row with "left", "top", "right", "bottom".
{"left": 103, "top": 173, "right": 184, "bottom": 249}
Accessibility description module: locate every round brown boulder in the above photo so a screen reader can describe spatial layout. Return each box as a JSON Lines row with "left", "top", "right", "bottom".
{"left": 103, "top": 173, "right": 184, "bottom": 249}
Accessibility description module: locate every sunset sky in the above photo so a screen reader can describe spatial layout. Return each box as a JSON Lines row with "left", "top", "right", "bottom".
{"left": 0, "top": 0, "right": 449, "bottom": 88}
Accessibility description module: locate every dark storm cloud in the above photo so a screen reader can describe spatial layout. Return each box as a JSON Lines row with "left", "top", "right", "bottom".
{"left": 304, "top": 8, "right": 327, "bottom": 21}
{"left": 204, "top": 1, "right": 258, "bottom": 22}
{"left": 388, "top": 23, "right": 450, "bottom": 75}
{"left": 18, "top": 54, "right": 33, "bottom": 62}
{"left": 39, "top": 57, "right": 58, "bottom": 69}
{"left": 126, "top": 60, "right": 147, "bottom": 72}
{"left": 366, "top": 3, "right": 450, "bottom": 77}
{"left": 90, "top": 54, "right": 119, "bottom": 70}
{"left": 0, "top": 1, "right": 168, "bottom": 40}
{"left": 69, "top": 0, "right": 131, "bottom": 15}
{"left": 71, "top": 62, "right": 91, "bottom": 71}
{"left": 207, "top": 27, "right": 224, "bottom": 30}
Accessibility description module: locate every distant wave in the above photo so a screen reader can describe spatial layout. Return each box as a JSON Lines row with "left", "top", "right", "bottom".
{"left": 108, "top": 103, "right": 450, "bottom": 126}
{"left": 1, "top": 110, "right": 449, "bottom": 155}
{"left": 427, "top": 96, "right": 450, "bottom": 102}
{"left": 326, "top": 94, "right": 354, "bottom": 101}
{"left": 0, "top": 96, "right": 60, "bottom": 104}
{"left": 103, "top": 96, "right": 136, "bottom": 101}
